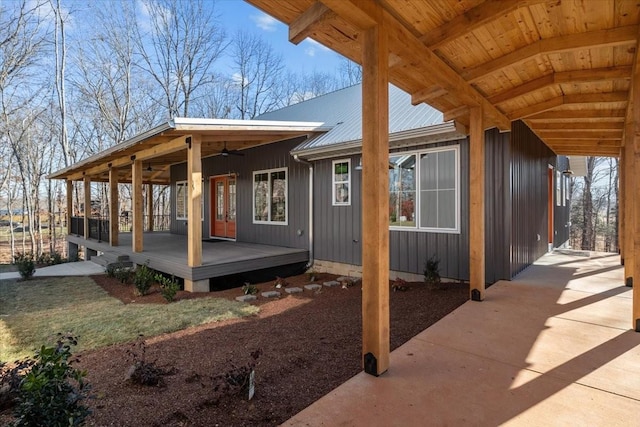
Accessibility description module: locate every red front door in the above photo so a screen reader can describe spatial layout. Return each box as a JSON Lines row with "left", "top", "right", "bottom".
{"left": 211, "top": 175, "right": 236, "bottom": 239}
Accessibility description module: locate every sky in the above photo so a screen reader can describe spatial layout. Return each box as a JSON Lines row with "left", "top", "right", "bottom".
{"left": 214, "top": 0, "right": 345, "bottom": 75}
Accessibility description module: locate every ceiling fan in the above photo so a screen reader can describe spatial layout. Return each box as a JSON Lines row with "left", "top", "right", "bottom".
{"left": 219, "top": 142, "right": 244, "bottom": 157}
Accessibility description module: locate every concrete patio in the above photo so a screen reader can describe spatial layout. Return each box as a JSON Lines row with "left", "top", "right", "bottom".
{"left": 284, "top": 250, "right": 640, "bottom": 426}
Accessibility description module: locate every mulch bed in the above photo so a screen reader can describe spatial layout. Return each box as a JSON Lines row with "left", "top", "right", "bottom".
{"left": 2, "top": 273, "right": 468, "bottom": 426}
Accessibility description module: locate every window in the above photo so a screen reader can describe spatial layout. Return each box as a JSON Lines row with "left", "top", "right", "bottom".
{"left": 332, "top": 159, "right": 351, "bottom": 206}
{"left": 556, "top": 170, "right": 561, "bottom": 206}
{"left": 389, "top": 146, "right": 459, "bottom": 233}
{"left": 564, "top": 175, "right": 569, "bottom": 205}
{"left": 175, "top": 180, "right": 203, "bottom": 220}
{"left": 176, "top": 181, "right": 187, "bottom": 220}
{"left": 253, "top": 168, "right": 287, "bottom": 224}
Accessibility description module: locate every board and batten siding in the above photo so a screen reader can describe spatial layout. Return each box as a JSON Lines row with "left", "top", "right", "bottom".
{"left": 554, "top": 156, "right": 571, "bottom": 247}
{"left": 509, "top": 120, "right": 570, "bottom": 277}
{"left": 313, "top": 130, "right": 511, "bottom": 284}
{"left": 170, "top": 137, "right": 311, "bottom": 250}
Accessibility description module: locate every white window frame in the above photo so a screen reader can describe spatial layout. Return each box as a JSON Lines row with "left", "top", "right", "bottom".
{"left": 388, "top": 145, "right": 460, "bottom": 234}
{"left": 556, "top": 170, "right": 562, "bottom": 206}
{"left": 332, "top": 159, "right": 351, "bottom": 206}
{"left": 564, "top": 175, "right": 569, "bottom": 205}
{"left": 252, "top": 167, "right": 288, "bottom": 225}
{"left": 175, "top": 180, "right": 203, "bottom": 221}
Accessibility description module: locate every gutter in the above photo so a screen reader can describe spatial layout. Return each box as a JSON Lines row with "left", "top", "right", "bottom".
{"left": 293, "top": 154, "right": 314, "bottom": 270}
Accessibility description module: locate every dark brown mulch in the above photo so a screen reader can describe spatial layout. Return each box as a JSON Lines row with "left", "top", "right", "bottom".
{"left": 2, "top": 273, "right": 468, "bottom": 426}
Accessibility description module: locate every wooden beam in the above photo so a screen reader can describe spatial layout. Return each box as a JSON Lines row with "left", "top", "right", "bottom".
{"left": 361, "top": 19, "right": 390, "bottom": 377}
{"left": 83, "top": 177, "right": 90, "bottom": 240}
{"left": 420, "top": 0, "right": 547, "bottom": 50}
{"left": 146, "top": 184, "right": 154, "bottom": 232}
{"left": 443, "top": 105, "right": 470, "bottom": 122}
{"left": 631, "top": 24, "right": 640, "bottom": 331}
{"left": 469, "top": 106, "right": 485, "bottom": 301}
{"left": 543, "top": 139, "right": 621, "bottom": 147}
{"left": 66, "top": 180, "right": 73, "bottom": 236}
{"left": 530, "top": 122, "right": 624, "bottom": 130}
{"left": 620, "top": 146, "right": 625, "bottom": 264}
{"left": 508, "top": 92, "right": 629, "bottom": 120}
{"left": 187, "top": 135, "right": 203, "bottom": 267}
{"left": 109, "top": 167, "right": 119, "bottom": 246}
{"left": 508, "top": 96, "right": 564, "bottom": 120}
{"left": 319, "top": 0, "right": 510, "bottom": 130}
{"left": 527, "top": 109, "right": 627, "bottom": 121}
{"left": 289, "top": 2, "right": 335, "bottom": 44}
{"left": 132, "top": 159, "right": 143, "bottom": 253}
{"left": 489, "top": 67, "right": 632, "bottom": 104}
{"left": 463, "top": 25, "right": 638, "bottom": 82}
{"left": 537, "top": 130, "right": 623, "bottom": 140}
{"left": 411, "top": 86, "right": 448, "bottom": 105}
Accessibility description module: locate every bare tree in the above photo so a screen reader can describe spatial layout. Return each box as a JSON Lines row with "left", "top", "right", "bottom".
{"left": 231, "top": 30, "right": 284, "bottom": 119}
{"left": 135, "top": 0, "right": 227, "bottom": 118}
{"left": 338, "top": 57, "right": 362, "bottom": 86}
{"left": 581, "top": 157, "right": 595, "bottom": 250}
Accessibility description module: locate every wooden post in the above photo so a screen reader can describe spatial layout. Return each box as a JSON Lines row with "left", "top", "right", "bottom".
{"left": 187, "top": 135, "right": 202, "bottom": 267}
{"left": 83, "top": 177, "right": 91, "bottom": 240}
{"left": 147, "top": 184, "right": 154, "bottom": 232}
{"left": 66, "top": 179, "right": 73, "bottom": 235}
{"left": 469, "top": 106, "right": 485, "bottom": 301}
{"left": 132, "top": 158, "right": 143, "bottom": 252}
{"left": 625, "top": 122, "right": 634, "bottom": 288}
{"left": 109, "top": 167, "right": 119, "bottom": 246}
{"left": 361, "top": 20, "right": 390, "bottom": 377}
{"left": 632, "top": 61, "right": 640, "bottom": 331}
{"left": 619, "top": 147, "right": 624, "bottom": 264}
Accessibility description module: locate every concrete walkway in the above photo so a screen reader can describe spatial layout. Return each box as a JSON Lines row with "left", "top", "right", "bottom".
{"left": 284, "top": 251, "right": 640, "bottom": 426}
{"left": 0, "top": 260, "right": 105, "bottom": 281}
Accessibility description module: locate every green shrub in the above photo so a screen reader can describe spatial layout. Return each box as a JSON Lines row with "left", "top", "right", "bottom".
{"left": 424, "top": 255, "right": 441, "bottom": 287}
{"left": 13, "top": 252, "right": 35, "bottom": 280}
{"left": 12, "top": 334, "right": 91, "bottom": 427}
{"left": 0, "top": 360, "right": 34, "bottom": 411}
{"left": 155, "top": 273, "right": 179, "bottom": 302}
{"left": 105, "top": 263, "right": 132, "bottom": 284}
{"left": 37, "top": 251, "right": 66, "bottom": 266}
{"left": 242, "top": 282, "right": 258, "bottom": 295}
{"left": 133, "top": 262, "right": 155, "bottom": 296}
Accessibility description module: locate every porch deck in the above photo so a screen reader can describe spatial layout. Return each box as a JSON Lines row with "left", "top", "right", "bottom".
{"left": 67, "top": 232, "right": 308, "bottom": 282}
{"left": 284, "top": 251, "right": 640, "bottom": 426}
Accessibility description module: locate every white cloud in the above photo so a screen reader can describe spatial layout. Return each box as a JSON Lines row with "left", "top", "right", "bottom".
{"left": 251, "top": 13, "right": 278, "bottom": 32}
{"left": 307, "top": 38, "right": 330, "bottom": 52}
{"left": 305, "top": 47, "right": 316, "bottom": 57}
{"left": 303, "top": 39, "right": 330, "bottom": 57}
{"left": 231, "top": 72, "right": 248, "bottom": 87}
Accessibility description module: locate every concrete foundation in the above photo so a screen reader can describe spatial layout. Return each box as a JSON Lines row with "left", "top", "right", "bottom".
{"left": 84, "top": 248, "right": 98, "bottom": 261}
{"left": 67, "top": 242, "right": 79, "bottom": 261}
{"left": 184, "top": 278, "right": 209, "bottom": 292}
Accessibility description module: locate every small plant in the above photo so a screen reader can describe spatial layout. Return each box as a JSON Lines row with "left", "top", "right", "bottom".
{"left": 125, "top": 337, "right": 173, "bottom": 387}
{"left": 391, "top": 277, "right": 409, "bottom": 292}
{"left": 106, "top": 263, "right": 132, "bottom": 284}
{"left": 12, "top": 333, "right": 91, "bottom": 427}
{"left": 306, "top": 270, "right": 317, "bottom": 282}
{"left": 242, "top": 282, "right": 258, "bottom": 295}
{"left": 155, "top": 273, "right": 179, "bottom": 302}
{"left": 0, "top": 360, "right": 34, "bottom": 411}
{"left": 273, "top": 276, "right": 288, "bottom": 289}
{"left": 133, "top": 262, "right": 155, "bottom": 296}
{"left": 13, "top": 252, "right": 35, "bottom": 280}
{"left": 424, "top": 255, "right": 442, "bottom": 288}
{"left": 212, "top": 349, "right": 262, "bottom": 398}
{"left": 37, "top": 251, "right": 66, "bottom": 266}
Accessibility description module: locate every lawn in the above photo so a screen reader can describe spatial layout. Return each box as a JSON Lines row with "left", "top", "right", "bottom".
{"left": 0, "top": 276, "right": 259, "bottom": 361}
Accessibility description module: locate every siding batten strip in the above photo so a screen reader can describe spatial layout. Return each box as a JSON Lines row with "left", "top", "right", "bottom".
{"left": 361, "top": 20, "right": 390, "bottom": 376}
{"left": 469, "top": 106, "right": 485, "bottom": 300}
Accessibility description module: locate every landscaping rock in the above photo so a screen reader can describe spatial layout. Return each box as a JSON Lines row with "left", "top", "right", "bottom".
{"left": 323, "top": 280, "right": 340, "bottom": 287}
{"left": 284, "top": 287, "right": 303, "bottom": 294}
{"left": 304, "top": 284, "right": 321, "bottom": 291}
{"left": 261, "top": 291, "right": 281, "bottom": 298}
{"left": 235, "top": 295, "right": 257, "bottom": 302}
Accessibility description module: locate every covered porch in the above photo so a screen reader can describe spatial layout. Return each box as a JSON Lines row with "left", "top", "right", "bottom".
{"left": 68, "top": 232, "right": 308, "bottom": 289}
{"left": 284, "top": 250, "right": 640, "bottom": 425}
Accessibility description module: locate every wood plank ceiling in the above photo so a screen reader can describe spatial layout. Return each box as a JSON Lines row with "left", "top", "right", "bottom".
{"left": 247, "top": 0, "right": 640, "bottom": 157}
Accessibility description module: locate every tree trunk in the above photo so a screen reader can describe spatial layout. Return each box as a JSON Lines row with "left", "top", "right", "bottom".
{"left": 581, "top": 157, "right": 595, "bottom": 251}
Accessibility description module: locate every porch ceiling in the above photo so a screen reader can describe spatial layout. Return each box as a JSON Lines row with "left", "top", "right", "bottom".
{"left": 246, "top": 0, "right": 640, "bottom": 158}
{"left": 48, "top": 118, "right": 331, "bottom": 185}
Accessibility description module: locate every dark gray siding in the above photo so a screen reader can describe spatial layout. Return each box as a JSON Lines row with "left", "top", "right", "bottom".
{"left": 170, "top": 137, "right": 311, "bottom": 250}
{"left": 554, "top": 156, "right": 571, "bottom": 246}
{"left": 510, "top": 120, "right": 558, "bottom": 277}
{"left": 314, "top": 131, "right": 511, "bottom": 283}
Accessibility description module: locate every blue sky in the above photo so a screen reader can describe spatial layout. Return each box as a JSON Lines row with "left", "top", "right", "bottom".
{"left": 215, "top": 0, "right": 345, "bottom": 75}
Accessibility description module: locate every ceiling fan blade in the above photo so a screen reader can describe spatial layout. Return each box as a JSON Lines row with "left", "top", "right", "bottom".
{"left": 228, "top": 150, "right": 245, "bottom": 156}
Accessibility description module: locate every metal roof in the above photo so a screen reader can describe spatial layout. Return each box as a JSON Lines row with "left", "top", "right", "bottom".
{"left": 257, "top": 84, "right": 463, "bottom": 159}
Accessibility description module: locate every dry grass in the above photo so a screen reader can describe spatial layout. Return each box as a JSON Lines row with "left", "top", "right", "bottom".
{"left": 0, "top": 276, "right": 258, "bottom": 361}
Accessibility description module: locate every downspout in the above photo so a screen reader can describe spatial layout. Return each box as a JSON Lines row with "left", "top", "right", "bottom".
{"left": 293, "top": 154, "right": 314, "bottom": 270}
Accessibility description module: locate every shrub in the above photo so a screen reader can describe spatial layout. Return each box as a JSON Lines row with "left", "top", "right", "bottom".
{"left": 133, "top": 262, "right": 155, "bottom": 296}
{"left": 12, "top": 334, "right": 91, "bottom": 427}
{"left": 424, "top": 255, "right": 441, "bottom": 288}
{"left": 13, "top": 252, "right": 35, "bottom": 280}
{"left": 213, "top": 349, "right": 262, "bottom": 398}
{"left": 0, "top": 360, "right": 34, "bottom": 411}
{"left": 37, "top": 251, "right": 66, "bottom": 266}
{"left": 242, "top": 282, "right": 258, "bottom": 295}
{"left": 106, "top": 263, "right": 132, "bottom": 284}
{"left": 124, "top": 337, "right": 173, "bottom": 387}
{"left": 155, "top": 273, "right": 179, "bottom": 302}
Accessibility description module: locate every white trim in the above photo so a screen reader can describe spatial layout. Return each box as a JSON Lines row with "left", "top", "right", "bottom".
{"left": 388, "top": 145, "right": 460, "bottom": 234}
{"left": 556, "top": 170, "right": 562, "bottom": 206}
{"left": 252, "top": 167, "right": 288, "bottom": 225}
{"left": 332, "top": 158, "right": 351, "bottom": 206}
